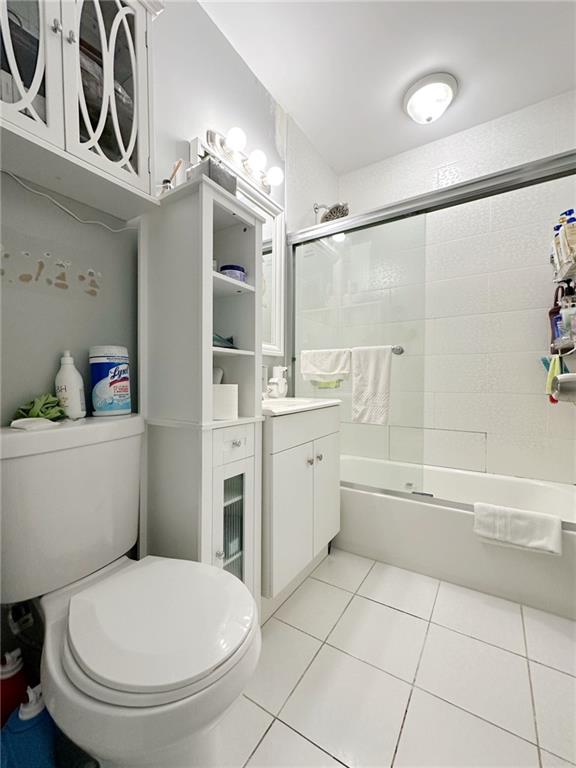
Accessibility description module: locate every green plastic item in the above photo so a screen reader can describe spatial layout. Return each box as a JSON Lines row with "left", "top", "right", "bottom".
{"left": 14, "top": 393, "right": 66, "bottom": 421}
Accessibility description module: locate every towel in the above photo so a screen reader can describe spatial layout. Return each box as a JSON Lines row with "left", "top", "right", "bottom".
{"left": 351, "top": 346, "right": 392, "bottom": 426}
{"left": 473, "top": 502, "right": 562, "bottom": 556}
{"left": 546, "top": 355, "right": 562, "bottom": 402}
{"left": 301, "top": 349, "right": 351, "bottom": 384}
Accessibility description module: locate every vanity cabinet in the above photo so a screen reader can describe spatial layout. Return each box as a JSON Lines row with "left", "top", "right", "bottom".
{"left": 262, "top": 405, "right": 340, "bottom": 598}
{"left": 0, "top": 0, "right": 153, "bottom": 209}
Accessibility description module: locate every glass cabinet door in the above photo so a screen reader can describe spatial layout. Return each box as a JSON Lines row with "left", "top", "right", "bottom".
{"left": 213, "top": 457, "right": 255, "bottom": 594}
{"left": 0, "top": 0, "right": 64, "bottom": 144}
{"left": 61, "top": 0, "right": 150, "bottom": 191}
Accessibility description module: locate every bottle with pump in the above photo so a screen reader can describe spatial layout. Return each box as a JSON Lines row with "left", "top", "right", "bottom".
{"left": 55, "top": 351, "right": 86, "bottom": 420}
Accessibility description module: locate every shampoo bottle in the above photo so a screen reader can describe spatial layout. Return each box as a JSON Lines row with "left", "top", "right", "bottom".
{"left": 55, "top": 351, "right": 86, "bottom": 420}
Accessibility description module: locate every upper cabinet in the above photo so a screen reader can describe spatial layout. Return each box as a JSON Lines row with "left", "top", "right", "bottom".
{"left": 0, "top": 0, "right": 65, "bottom": 144}
{"left": 61, "top": 0, "right": 150, "bottom": 191}
{"left": 0, "top": 0, "right": 156, "bottom": 216}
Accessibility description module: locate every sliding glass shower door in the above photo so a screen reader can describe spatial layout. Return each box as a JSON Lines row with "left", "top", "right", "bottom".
{"left": 294, "top": 215, "right": 427, "bottom": 494}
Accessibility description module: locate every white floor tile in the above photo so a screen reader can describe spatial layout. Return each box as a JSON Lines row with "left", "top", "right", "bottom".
{"left": 328, "top": 595, "right": 428, "bottom": 682}
{"left": 524, "top": 607, "right": 576, "bottom": 676}
{"left": 244, "top": 618, "right": 321, "bottom": 714}
{"left": 432, "top": 582, "right": 525, "bottom": 654}
{"left": 275, "top": 579, "right": 352, "bottom": 640}
{"left": 416, "top": 624, "right": 536, "bottom": 742}
{"left": 358, "top": 562, "right": 439, "bottom": 619}
{"left": 246, "top": 721, "right": 341, "bottom": 767}
{"left": 280, "top": 645, "right": 411, "bottom": 768}
{"left": 312, "top": 548, "right": 374, "bottom": 592}
{"left": 530, "top": 662, "right": 576, "bottom": 763}
{"left": 395, "top": 689, "right": 539, "bottom": 768}
{"left": 211, "top": 696, "right": 273, "bottom": 768}
{"left": 540, "top": 750, "right": 576, "bottom": 767}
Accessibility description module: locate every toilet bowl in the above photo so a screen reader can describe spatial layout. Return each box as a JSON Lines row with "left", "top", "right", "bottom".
{"left": 40, "top": 556, "right": 261, "bottom": 768}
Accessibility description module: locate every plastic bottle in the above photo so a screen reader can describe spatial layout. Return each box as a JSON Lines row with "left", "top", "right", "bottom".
{"left": 0, "top": 650, "right": 28, "bottom": 727}
{"left": 55, "top": 351, "right": 86, "bottom": 420}
{"left": 0, "top": 685, "right": 56, "bottom": 768}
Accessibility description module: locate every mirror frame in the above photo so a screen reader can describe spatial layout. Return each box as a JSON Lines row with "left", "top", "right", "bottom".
{"left": 237, "top": 178, "right": 285, "bottom": 357}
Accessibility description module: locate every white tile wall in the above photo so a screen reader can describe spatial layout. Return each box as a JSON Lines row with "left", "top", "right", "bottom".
{"left": 296, "top": 94, "right": 576, "bottom": 485}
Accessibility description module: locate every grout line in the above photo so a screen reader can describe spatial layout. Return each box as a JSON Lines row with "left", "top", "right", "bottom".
{"left": 240, "top": 712, "right": 275, "bottom": 768}
{"left": 521, "top": 605, "right": 542, "bottom": 768}
{"left": 273, "top": 719, "right": 350, "bottom": 767}
{"left": 391, "top": 579, "right": 441, "bottom": 767}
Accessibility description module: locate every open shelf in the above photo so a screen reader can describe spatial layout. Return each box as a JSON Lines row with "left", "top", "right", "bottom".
{"left": 213, "top": 272, "right": 255, "bottom": 297}
{"left": 212, "top": 347, "right": 255, "bottom": 357}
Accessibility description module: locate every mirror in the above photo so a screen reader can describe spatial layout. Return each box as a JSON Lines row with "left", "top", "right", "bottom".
{"left": 237, "top": 183, "right": 285, "bottom": 356}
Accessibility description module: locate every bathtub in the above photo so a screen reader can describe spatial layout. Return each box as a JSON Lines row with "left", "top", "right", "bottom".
{"left": 336, "top": 455, "right": 576, "bottom": 619}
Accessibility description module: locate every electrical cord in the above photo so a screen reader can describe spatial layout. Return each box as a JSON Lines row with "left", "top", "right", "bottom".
{"left": 2, "top": 170, "right": 138, "bottom": 233}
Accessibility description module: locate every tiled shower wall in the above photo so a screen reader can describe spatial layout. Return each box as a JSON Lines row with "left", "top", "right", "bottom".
{"left": 412, "top": 175, "right": 575, "bottom": 484}
{"left": 295, "top": 175, "right": 576, "bottom": 485}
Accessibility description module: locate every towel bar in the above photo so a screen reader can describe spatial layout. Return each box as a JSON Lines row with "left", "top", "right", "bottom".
{"left": 392, "top": 346, "right": 404, "bottom": 355}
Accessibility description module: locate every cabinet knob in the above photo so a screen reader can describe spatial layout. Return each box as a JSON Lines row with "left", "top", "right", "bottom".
{"left": 231, "top": 439, "right": 242, "bottom": 448}
{"left": 51, "top": 19, "right": 62, "bottom": 34}
{"left": 215, "top": 550, "right": 225, "bottom": 560}
{"left": 67, "top": 29, "right": 77, "bottom": 44}
{"left": 306, "top": 457, "right": 314, "bottom": 466}
{"left": 316, "top": 453, "right": 324, "bottom": 462}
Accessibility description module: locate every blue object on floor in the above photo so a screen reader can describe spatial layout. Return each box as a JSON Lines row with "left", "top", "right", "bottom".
{"left": 1, "top": 706, "right": 56, "bottom": 768}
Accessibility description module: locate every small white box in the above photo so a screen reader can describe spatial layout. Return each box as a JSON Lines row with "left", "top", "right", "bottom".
{"left": 213, "top": 384, "right": 238, "bottom": 421}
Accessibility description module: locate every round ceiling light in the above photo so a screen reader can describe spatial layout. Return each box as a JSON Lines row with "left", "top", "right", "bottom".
{"left": 403, "top": 73, "right": 458, "bottom": 125}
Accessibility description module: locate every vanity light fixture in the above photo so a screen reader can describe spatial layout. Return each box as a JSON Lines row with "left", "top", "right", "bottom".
{"left": 202, "top": 129, "right": 284, "bottom": 193}
{"left": 403, "top": 73, "right": 458, "bottom": 124}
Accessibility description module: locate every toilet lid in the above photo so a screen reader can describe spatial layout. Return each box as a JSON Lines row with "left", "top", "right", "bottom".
{"left": 67, "top": 557, "right": 256, "bottom": 694}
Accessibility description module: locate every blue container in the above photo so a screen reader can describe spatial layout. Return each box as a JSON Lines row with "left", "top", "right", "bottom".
{"left": 1, "top": 704, "right": 56, "bottom": 768}
{"left": 89, "top": 345, "right": 131, "bottom": 417}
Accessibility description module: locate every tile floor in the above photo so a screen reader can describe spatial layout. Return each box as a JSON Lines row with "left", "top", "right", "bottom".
{"left": 217, "top": 548, "right": 576, "bottom": 768}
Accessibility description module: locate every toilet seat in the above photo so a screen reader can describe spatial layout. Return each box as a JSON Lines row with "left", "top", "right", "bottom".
{"left": 62, "top": 557, "right": 258, "bottom": 707}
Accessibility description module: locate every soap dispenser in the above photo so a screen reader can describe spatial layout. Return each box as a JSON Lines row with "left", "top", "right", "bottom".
{"left": 268, "top": 366, "right": 288, "bottom": 398}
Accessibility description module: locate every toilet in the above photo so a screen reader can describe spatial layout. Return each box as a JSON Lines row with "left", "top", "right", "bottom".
{"left": 1, "top": 415, "right": 261, "bottom": 767}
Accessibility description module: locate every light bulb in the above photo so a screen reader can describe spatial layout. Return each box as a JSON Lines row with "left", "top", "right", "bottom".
{"left": 403, "top": 73, "right": 457, "bottom": 125}
{"left": 247, "top": 149, "right": 267, "bottom": 173}
{"left": 266, "top": 166, "right": 284, "bottom": 187}
{"left": 332, "top": 233, "right": 346, "bottom": 243}
{"left": 224, "top": 126, "right": 247, "bottom": 152}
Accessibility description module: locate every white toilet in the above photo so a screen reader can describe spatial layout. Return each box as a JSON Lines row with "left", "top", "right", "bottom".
{"left": 1, "top": 415, "right": 261, "bottom": 767}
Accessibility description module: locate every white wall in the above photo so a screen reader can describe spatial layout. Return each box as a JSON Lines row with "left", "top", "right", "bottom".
{"left": 0, "top": 175, "right": 138, "bottom": 425}
{"left": 151, "top": 0, "right": 286, "bottom": 205}
{"left": 339, "top": 91, "right": 576, "bottom": 215}
{"left": 285, "top": 117, "right": 339, "bottom": 232}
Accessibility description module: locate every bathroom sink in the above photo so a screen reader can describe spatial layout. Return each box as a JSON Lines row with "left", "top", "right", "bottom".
{"left": 262, "top": 397, "right": 341, "bottom": 416}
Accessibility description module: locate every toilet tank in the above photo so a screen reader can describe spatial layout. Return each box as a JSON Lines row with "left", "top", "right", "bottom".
{"left": 1, "top": 415, "right": 144, "bottom": 604}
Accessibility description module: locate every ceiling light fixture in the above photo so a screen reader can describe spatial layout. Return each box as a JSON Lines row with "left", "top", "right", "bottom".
{"left": 403, "top": 73, "right": 458, "bottom": 125}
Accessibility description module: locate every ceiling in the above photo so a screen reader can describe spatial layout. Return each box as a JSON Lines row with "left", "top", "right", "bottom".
{"left": 199, "top": 1, "right": 576, "bottom": 174}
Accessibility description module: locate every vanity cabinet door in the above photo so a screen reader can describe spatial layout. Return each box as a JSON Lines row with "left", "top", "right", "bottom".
{"left": 212, "top": 457, "right": 255, "bottom": 595}
{"left": 270, "top": 441, "right": 314, "bottom": 594}
{"left": 60, "top": 0, "right": 150, "bottom": 191}
{"left": 0, "top": 0, "right": 65, "bottom": 145}
{"left": 313, "top": 432, "right": 340, "bottom": 556}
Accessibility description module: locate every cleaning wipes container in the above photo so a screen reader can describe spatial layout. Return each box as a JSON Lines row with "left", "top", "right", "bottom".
{"left": 89, "top": 346, "right": 131, "bottom": 416}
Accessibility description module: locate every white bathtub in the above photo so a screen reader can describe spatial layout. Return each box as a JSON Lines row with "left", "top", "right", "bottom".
{"left": 340, "top": 455, "right": 576, "bottom": 525}
{"left": 336, "top": 455, "right": 576, "bottom": 619}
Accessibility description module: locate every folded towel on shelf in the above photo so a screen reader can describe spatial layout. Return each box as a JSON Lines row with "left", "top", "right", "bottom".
{"left": 351, "top": 346, "right": 392, "bottom": 426}
{"left": 473, "top": 502, "right": 562, "bottom": 556}
{"left": 301, "top": 349, "right": 351, "bottom": 385}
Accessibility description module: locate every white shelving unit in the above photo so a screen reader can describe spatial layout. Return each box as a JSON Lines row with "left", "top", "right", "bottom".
{"left": 140, "top": 175, "right": 264, "bottom": 602}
